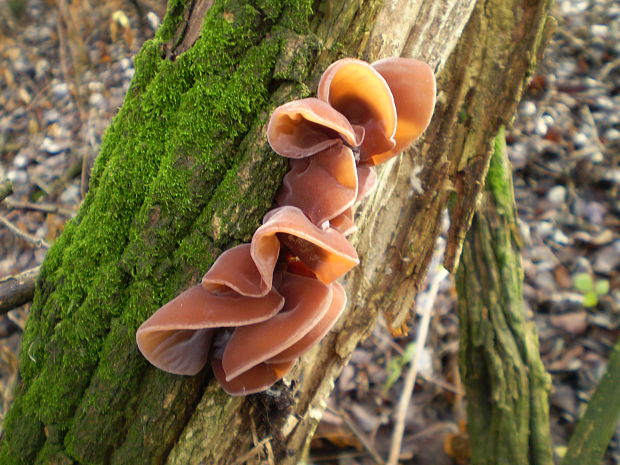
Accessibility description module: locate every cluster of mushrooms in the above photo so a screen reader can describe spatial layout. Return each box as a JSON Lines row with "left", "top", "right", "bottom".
{"left": 136, "top": 57, "right": 436, "bottom": 395}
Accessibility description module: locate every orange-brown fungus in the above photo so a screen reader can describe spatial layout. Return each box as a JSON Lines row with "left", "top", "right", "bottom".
{"left": 136, "top": 56, "right": 435, "bottom": 395}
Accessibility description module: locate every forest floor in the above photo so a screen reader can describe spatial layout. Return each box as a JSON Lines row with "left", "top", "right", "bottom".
{"left": 0, "top": 0, "right": 618, "bottom": 464}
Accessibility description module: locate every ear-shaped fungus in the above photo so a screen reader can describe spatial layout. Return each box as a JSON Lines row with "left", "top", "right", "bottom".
{"left": 267, "top": 98, "right": 363, "bottom": 159}
{"left": 368, "top": 58, "right": 436, "bottom": 165}
{"left": 202, "top": 244, "right": 276, "bottom": 297}
{"left": 267, "top": 281, "right": 346, "bottom": 363}
{"left": 222, "top": 272, "right": 333, "bottom": 380}
{"left": 211, "top": 359, "right": 295, "bottom": 396}
{"left": 255, "top": 206, "right": 359, "bottom": 284}
{"left": 317, "top": 58, "right": 397, "bottom": 162}
{"left": 135, "top": 271, "right": 284, "bottom": 375}
{"left": 136, "top": 55, "right": 436, "bottom": 396}
{"left": 214, "top": 276, "right": 346, "bottom": 394}
{"left": 356, "top": 165, "right": 378, "bottom": 200}
{"left": 276, "top": 144, "right": 358, "bottom": 227}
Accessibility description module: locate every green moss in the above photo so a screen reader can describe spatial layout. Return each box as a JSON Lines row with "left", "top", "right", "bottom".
{"left": 487, "top": 126, "right": 515, "bottom": 218}
{"left": 0, "top": 0, "right": 320, "bottom": 463}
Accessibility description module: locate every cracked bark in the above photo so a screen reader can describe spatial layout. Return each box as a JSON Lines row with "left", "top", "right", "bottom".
{"left": 456, "top": 129, "right": 553, "bottom": 465}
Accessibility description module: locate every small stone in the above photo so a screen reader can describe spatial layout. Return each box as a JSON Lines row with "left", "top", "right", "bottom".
{"left": 591, "top": 24, "right": 609, "bottom": 37}
{"left": 52, "top": 82, "right": 69, "bottom": 100}
{"left": 88, "top": 81, "right": 105, "bottom": 92}
{"left": 593, "top": 241, "right": 620, "bottom": 274}
{"left": 601, "top": 169, "right": 620, "bottom": 184}
{"left": 147, "top": 11, "right": 160, "bottom": 31}
{"left": 14, "top": 54, "right": 33, "bottom": 75}
{"left": 584, "top": 202, "right": 606, "bottom": 224}
{"left": 547, "top": 185, "right": 566, "bottom": 204}
{"left": 88, "top": 93, "right": 106, "bottom": 108}
{"left": 7, "top": 170, "right": 28, "bottom": 185}
{"left": 509, "top": 143, "right": 528, "bottom": 169}
{"left": 604, "top": 128, "right": 620, "bottom": 141}
{"left": 520, "top": 101, "right": 537, "bottom": 117}
{"left": 594, "top": 96, "right": 614, "bottom": 111}
{"left": 59, "top": 184, "right": 81, "bottom": 205}
{"left": 119, "top": 58, "right": 132, "bottom": 70}
{"left": 13, "top": 153, "right": 29, "bottom": 169}
{"left": 35, "top": 59, "right": 50, "bottom": 80}
{"left": 573, "top": 132, "right": 589, "bottom": 147}
{"left": 536, "top": 117, "right": 548, "bottom": 136}
{"left": 543, "top": 114, "right": 554, "bottom": 126}
{"left": 43, "top": 109, "right": 61, "bottom": 125}
{"left": 40, "top": 137, "right": 67, "bottom": 154}
{"left": 551, "top": 229, "right": 570, "bottom": 246}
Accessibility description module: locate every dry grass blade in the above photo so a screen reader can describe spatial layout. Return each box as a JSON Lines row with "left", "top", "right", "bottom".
{"left": 335, "top": 408, "right": 386, "bottom": 465}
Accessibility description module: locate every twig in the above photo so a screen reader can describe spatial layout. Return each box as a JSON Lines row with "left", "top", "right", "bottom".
{"left": 264, "top": 440, "right": 276, "bottom": 465}
{"left": 418, "top": 374, "right": 464, "bottom": 396}
{"left": 387, "top": 267, "right": 449, "bottom": 465}
{"left": 231, "top": 436, "right": 272, "bottom": 465}
{"left": 0, "top": 266, "right": 40, "bottom": 314}
{"left": 582, "top": 105, "right": 607, "bottom": 155}
{"left": 311, "top": 451, "right": 373, "bottom": 462}
{"left": 599, "top": 56, "right": 620, "bottom": 81}
{"left": 4, "top": 198, "right": 77, "bottom": 217}
{"left": 0, "top": 214, "right": 50, "bottom": 248}
{"left": 335, "top": 408, "right": 386, "bottom": 465}
{"left": 0, "top": 179, "right": 13, "bottom": 203}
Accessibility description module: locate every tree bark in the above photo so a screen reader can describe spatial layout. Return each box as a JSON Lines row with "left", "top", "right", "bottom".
{"left": 456, "top": 128, "right": 553, "bottom": 465}
{"left": 0, "top": 0, "right": 553, "bottom": 464}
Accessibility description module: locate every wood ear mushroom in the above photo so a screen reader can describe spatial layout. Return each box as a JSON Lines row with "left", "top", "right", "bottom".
{"left": 136, "top": 57, "right": 436, "bottom": 395}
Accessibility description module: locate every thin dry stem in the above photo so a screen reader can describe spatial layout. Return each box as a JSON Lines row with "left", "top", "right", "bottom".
{"left": 387, "top": 267, "right": 448, "bottom": 465}
{"left": 0, "top": 214, "right": 49, "bottom": 248}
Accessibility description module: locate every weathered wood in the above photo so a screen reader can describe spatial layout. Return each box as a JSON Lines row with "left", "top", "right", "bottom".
{"left": 0, "top": 267, "right": 39, "bottom": 315}
{"left": 0, "top": 0, "right": 554, "bottom": 463}
{"left": 456, "top": 128, "right": 553, "bottom": 465}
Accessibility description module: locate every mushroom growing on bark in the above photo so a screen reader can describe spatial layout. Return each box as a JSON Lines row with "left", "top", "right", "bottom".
{"left": 136, "top": 56, "right": 436, "bottom": 395}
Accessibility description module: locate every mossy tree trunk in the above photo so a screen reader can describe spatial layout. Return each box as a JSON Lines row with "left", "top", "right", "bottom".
{"left": 456, "top": 129, "right": 553, "bottom": 465}
{"left": 1, "top": 0, "right": 554, "bottom": 464}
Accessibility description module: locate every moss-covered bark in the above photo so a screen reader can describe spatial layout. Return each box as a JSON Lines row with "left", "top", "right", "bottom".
{"left": 455, "top": 129, "right": 553, "bottom": 465}
{"left": 1, "top": 1, "right": 317, "bottom": 463}
{"left": 0, "top": 0, "right": 555, "bottom": 463}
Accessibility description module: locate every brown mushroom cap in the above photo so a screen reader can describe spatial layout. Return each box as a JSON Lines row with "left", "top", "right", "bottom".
{"left": 136, "top": 283, "right": 284, "bottom": 375}
{"left": 330, "top": 207, "right": 356, "bottom": 236}
{"left": 356, "top": 165, "right": 377, "bottom": 200}
{"left": 267, "top": 281, "right": 346, "bottom": 363}
{"left": 212, "top": 358, "right": 294, "bottom": 396}
{"left": 254, "top": 206, "right": 359, "bottom": 284}
{"left": 267, "top": 98, "right": 363, "bottom": 159}
{"left": 368, "top": 57, "right": 436, "bottom": 165}
{"left": 317, "top": 58, "right": 397, "bottom": 161}
{"left": 202, "top": 244, "right": 276, "bottom": 297}
{"left": 222, "top": 272, "right": 333, "bottom": 380}
{"left": 276, "top": 144, "right": 357, "bottom": 226}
